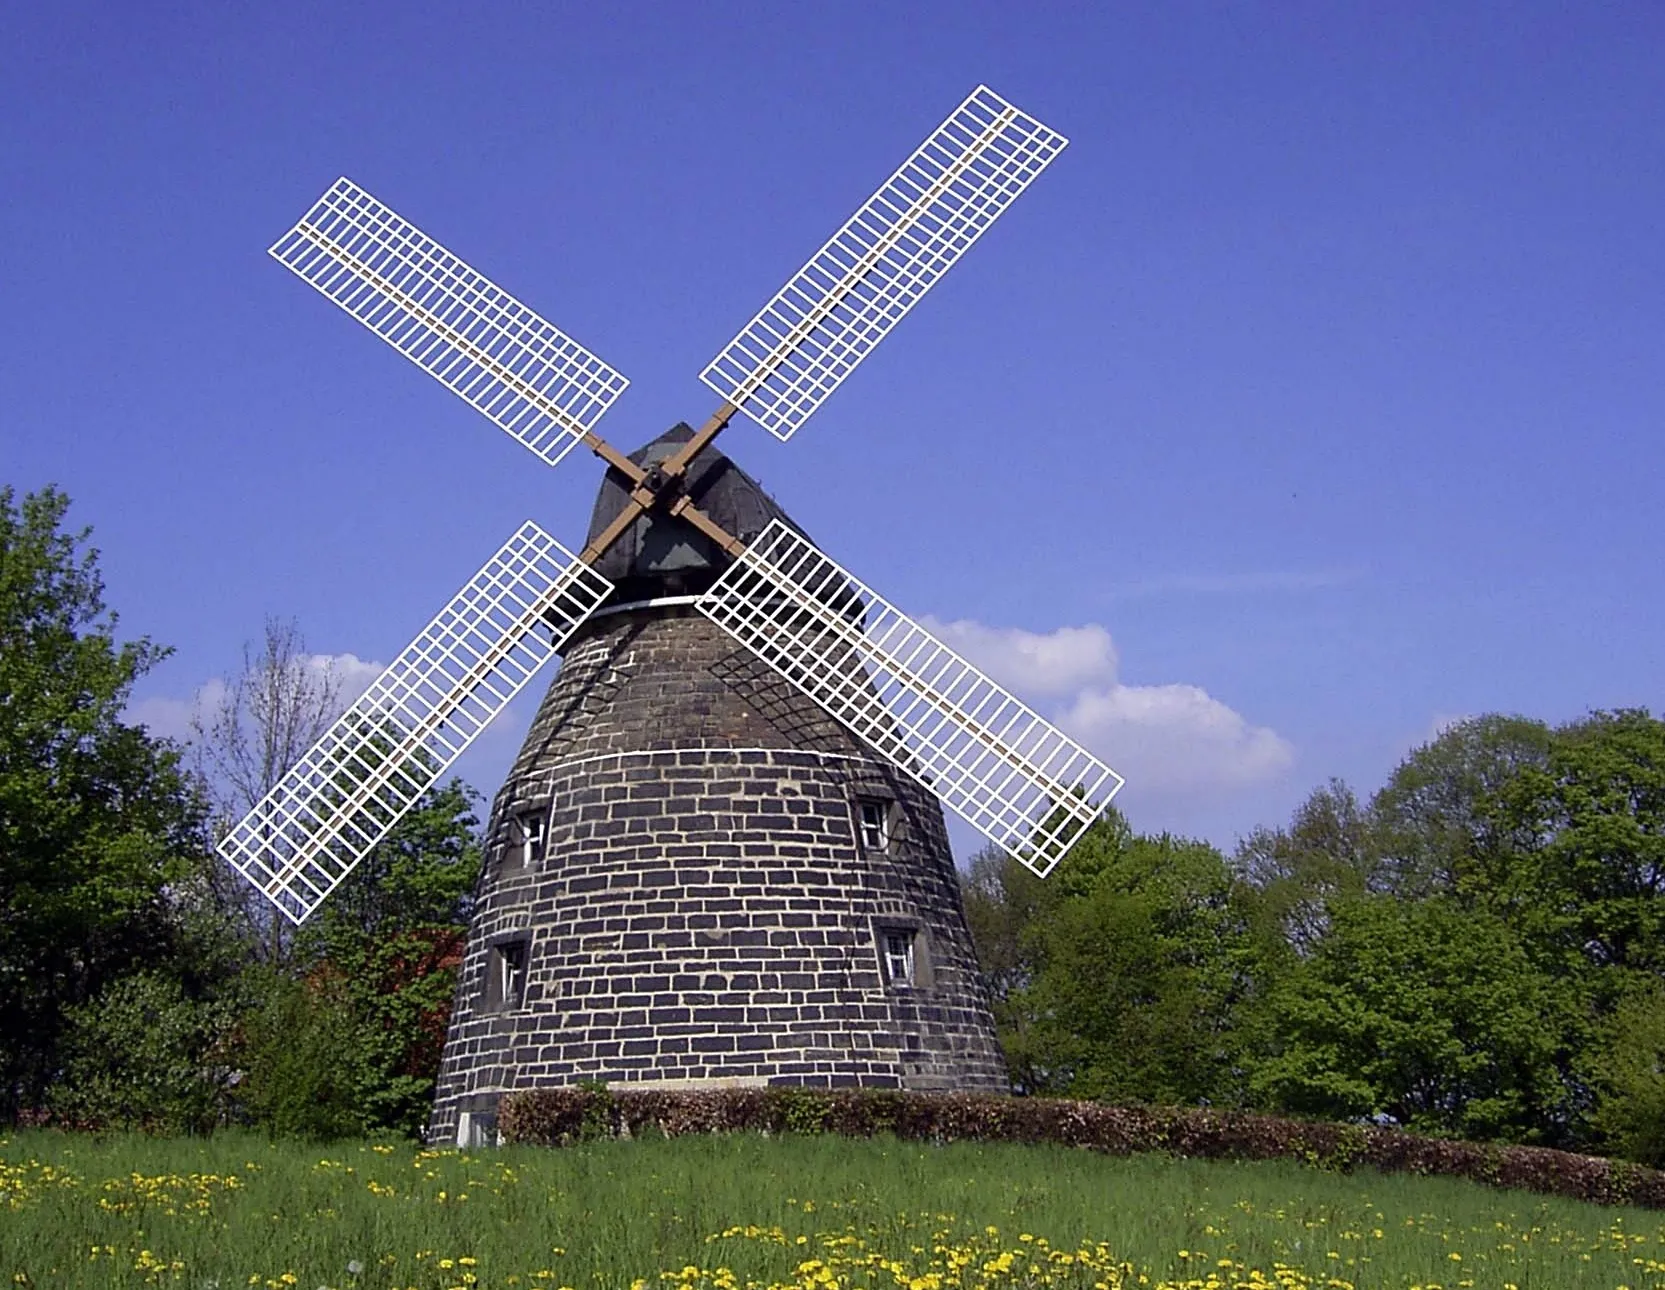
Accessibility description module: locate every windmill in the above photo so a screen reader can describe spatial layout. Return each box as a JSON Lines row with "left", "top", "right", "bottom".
{"left": 222, "top": 86, "right": 1125, "bottom": 1144}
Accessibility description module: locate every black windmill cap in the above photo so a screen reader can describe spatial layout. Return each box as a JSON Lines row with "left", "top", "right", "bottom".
{"left": 582, "top": 423, "right": 813, "bottom": 594}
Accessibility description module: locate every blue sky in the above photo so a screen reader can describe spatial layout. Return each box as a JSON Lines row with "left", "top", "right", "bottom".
{"left": 4, "top": 2, "right": 1661, "bottom": 858}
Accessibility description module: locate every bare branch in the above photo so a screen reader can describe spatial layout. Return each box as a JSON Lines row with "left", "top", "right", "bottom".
{"left": 189, "top": 616, "right": 349, "bottom": 960}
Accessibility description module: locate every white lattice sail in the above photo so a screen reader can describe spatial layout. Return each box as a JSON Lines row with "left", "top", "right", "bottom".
{"left": 218, "top": 522, "right": 613, "bottom": 923}
{"left": 697, "top": 521, "right": 1122, "bottom": 876}
{"left": 700, "top": 85, "right": 1067, "bottom": 442}
{"left": 271, "top": 178, "right": 629, "bottom": 466}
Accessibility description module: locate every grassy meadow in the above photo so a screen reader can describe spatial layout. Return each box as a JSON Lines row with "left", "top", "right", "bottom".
{"left": 3, "top": 1128, "right": 1663, "bottom": 1290}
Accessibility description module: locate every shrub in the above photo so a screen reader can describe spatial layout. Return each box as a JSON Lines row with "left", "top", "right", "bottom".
{"left": 498, "top": 1086, "right": 1665, "bottom": 1209}
{"left": 1588, "top": 975, "right": 1665, "bottom": 1167}
{"left": 235, "top": 971, "right": 371, "bottom": 1141}
{"left": 46, "top": 971, "right": 236, "bottom": 1134}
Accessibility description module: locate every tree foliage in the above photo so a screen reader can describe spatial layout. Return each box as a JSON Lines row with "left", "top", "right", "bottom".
{"left": 47, "top": 970, "right": 241, "bottom": 1134}
{"left": 966, "top": 710, "right": 1665, "bottom": 1163}
{"left": 1250, "top": 894, "right": 1577, "bottom": 1142}
{"left": 1587, "top": 973, "right": 1665, "bottom": 1166}
{"left": 1235, "top": 778, "right": 1374, "bottom": 959}
{"left": 1499, "top": 709, "right": 1665, "bottom": 978}
{"left": 0, "top": 486, "right": 212, "bottom": 1116}
{"left": 0, "top": 483, "right": 484, "bottom": 1137}
{"left": 969, "top": 812, "right": 1265, "bottom": 1108}
{"left": 280, "top": 779, "right": 481, "bottom": 1138}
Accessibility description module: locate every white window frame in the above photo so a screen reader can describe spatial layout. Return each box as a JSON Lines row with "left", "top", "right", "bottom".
{"left": 510, "top": 808, "right": 546, "bottom": 868}
{"left": 489, "top": 939, "right": 529, "bottom": 1010}
{"left": 880, "top": 928, "right": 915, "bottom": 986}
{"left": 855, "top": 797, "right": 893, "bottom": 852}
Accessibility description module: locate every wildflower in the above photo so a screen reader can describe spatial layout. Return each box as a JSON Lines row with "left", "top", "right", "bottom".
{"left": 347, "top": 1260, "right": 364, "bottom": 1276}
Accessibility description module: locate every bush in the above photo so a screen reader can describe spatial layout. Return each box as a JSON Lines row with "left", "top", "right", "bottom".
{"left": 46, "top": 971, "right": 236, "bottom": 1134}
{"left": 235, "top": 971, "right": 372, "bottom": 1141}
{"left": 1589, "top": 976, "right": 1665, "bottom": 1167}
{"left": 498, "top": 1086, "right": 1665, "bottom": 1209}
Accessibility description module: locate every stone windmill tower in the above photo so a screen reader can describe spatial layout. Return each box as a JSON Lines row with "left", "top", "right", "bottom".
{"left": 217, "top": 87, "right": 1125, "bottom": 1145}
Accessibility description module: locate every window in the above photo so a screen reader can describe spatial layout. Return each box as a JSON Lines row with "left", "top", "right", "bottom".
{"left": 855, "top": 797, "right": 892, "bottom": 851}
{"left": 455, "top": 1109, "right": 499, "bottom": 1149}
{"left": 509, "top": 809, "right": 546, "bottom": 868}
{"left": 486, "top": 939, "right": 529, "bottom": 1010}
{"left": 874, "top": 921, "right": 931, "bottom": 990}
{"left": 880, "top": 929, "right": 915, "bottom": 986}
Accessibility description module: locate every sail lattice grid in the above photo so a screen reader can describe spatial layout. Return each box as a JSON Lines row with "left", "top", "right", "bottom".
{"left": 271, "top": 178, "right": 628, "bottom": 465}
{"left": 700, "top": 86, "right": 1067, "bottom": 442}
{"left": 697, "top": 521, "right": 1122, "bottom": 876}
{"left": 218, "top": 523, "right": 613, "bottom": 923}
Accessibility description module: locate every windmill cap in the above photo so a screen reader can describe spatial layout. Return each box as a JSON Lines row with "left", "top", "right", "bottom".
{"left": 582, "top": 423, "right": 812, "bottom": 596}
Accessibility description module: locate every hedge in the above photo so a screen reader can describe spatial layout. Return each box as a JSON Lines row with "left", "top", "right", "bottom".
{"left": 497, "top": 1085, "right": 1665, "bottom": 1210}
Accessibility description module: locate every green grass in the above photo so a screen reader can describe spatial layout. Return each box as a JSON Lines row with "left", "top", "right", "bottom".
{"left": 3, "top": 1128, "right": 1662, "bottom": 1290}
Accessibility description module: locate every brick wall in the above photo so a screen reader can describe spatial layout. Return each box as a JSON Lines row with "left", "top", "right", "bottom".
{"left": 428, "top": 606, "right": 1008, "bottom": 1144}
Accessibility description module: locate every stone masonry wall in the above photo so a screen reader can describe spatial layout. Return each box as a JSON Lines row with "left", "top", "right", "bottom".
{"left": 428, "top": 607, "right": 1008, "bottom": 1143}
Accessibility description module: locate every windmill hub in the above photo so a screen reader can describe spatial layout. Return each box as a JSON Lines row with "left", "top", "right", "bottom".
{"left": 639, "top": 461, "right": 674, "bottom": 501}
{"left": 582, "top": 423, "right": 799, "bottom": 602}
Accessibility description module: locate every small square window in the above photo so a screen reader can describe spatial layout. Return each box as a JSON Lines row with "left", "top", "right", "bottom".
{"left": 880, "top": 929, "right": 915, "bottom": 986}
{"left": 509, "top": 809, "right": 546, "bottom": 868}
{"left": 856, "top": 797, "right": 892, "bottom": 851}
{"left": 486, "top": 939, "right": 529, "bottom": 1010}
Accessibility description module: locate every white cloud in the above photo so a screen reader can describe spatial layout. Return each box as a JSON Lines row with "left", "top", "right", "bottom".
{"left": 920, "top": 617, "right": 1117, "bottom": 697}
{"left": 1060, "top": 682, "right": 1295, "bottom": 793}
{"left": 126, "top": 679, "right": 224, "bottom": 742}
{"left": 304, "top": 652, "right": 382, "bottom": 708}
{"left": 921, "top": 616, "right": 1293, "bottom": 798}
{"left": 124, "top": 653, "right": 384, "bottom": 743}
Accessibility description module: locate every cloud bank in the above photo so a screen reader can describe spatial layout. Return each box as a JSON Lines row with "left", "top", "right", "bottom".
{"left": 921, "top": 616, "right": 1293, "bottom": 799}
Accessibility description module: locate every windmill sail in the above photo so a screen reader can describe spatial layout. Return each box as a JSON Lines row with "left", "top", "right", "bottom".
{"left": 218, "top": 523, "right": 613, "bottom": 923}
{"left": 271, "top": 178, "right": 629, "bottom": 466}
{"left": 700, "top": 85, "right": 1067, "bottom": 442}
{"left": 696, "top": 521, "right": 1122, "bottom": 876}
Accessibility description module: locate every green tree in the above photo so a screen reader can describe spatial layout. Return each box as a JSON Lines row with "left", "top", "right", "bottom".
{"left": 0, "top": 486, "right": 214, "bottom": 1118}
{"left": 1251, "top": 894, "right": 1577, "bottom": 1143}
{"left": 1587, "top": 972, "right": 1665, "bottom": 1166}
{"left": 236, "top": 967, "right": 375, "bottom": 1141}
{"left": 999, "top": 817, "right": 1263, "bottom": 1107}
{"left": 1236, "top": 779, "right": 1376, "bottom": 958}
{"left": 1499, "top": 709, "right": 1665, "bottom": 978}
{"left": 273, "top": 779, "right": 481, "bottom": 1137}
{"left": 961, "top": 843, "right": 1062, "bottom": 1095}
{"left": 47, "top": 970, "right": 241, "bottom": 1134}
{"left": 1370, "top": 714, "right": 1555, "bottom": 904}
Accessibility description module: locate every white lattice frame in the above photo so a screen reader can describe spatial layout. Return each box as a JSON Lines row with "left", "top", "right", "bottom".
{"left": 700, "top": 85, "right": 1068, "bottom": 441}
{"left": 218, "top": 523, "right": 613, "bottom": 923}
{"left": 271, "top": 178, "right": 628, "bottom": 466}
{"left": 698, "top": 522, "right": 1122, "bottom": 876}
